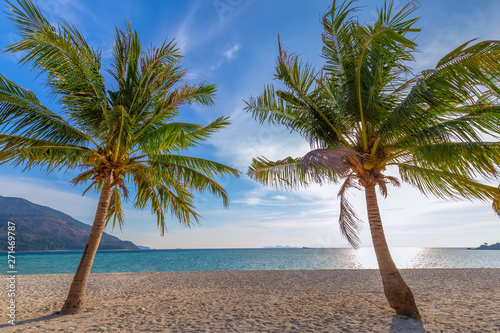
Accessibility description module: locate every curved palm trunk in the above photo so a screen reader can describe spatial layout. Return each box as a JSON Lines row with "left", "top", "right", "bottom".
{"left": 60, "top": 172, "right": 114, "bottom": 314}
{"left": 364, "top": 184, "right": 420, "bottom": 318}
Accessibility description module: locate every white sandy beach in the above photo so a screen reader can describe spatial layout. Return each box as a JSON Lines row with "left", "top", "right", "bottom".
{"left": 1, "top": 269, "right": 499, "bottom": 332}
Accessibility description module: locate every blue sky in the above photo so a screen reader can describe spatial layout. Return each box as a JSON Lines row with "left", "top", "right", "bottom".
{"left": 1, "top": 0, "right": 500, "bottom": 249}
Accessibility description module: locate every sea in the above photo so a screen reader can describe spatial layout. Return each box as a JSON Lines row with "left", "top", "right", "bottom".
{"left": 1, "top": 247, "right": 500, "bottom": 275}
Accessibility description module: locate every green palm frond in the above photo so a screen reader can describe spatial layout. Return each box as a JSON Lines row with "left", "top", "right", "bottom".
{"left": 1, "top": 0, "right": 238, "bottom": 234}
{"left": 137, "top": 116, "right": 231, "bottom": 153}
{"left": 492, "top": 187, "right": 500, "bottom": 217}
{"left": 145, "top": 154, "right": 239, "bottom": 208}
{"left": 244, "top": 84, "right": 304, "bottom": 129}
{"left": 134, "top": 82, "right": 217, "bottom": 138}
{"left": 0, "top": 133, "right": 91, "bottom": 171}
{"left": 248, "top": 155, "right": 339, "bottom": 190}
{"left": 244, "top": 62, "right": 351, "bottom": 148}
{"left": 277, "top": 42, "right": 352, "bottom": 148}
{"left": 394, "top": 105, "right": 500, "bottom": 148}
{"left": 5, "top": 0, "right": 108, "bottom": 128}
{"left": 149, "top": 154, "right": 239, "bottom": 178}
{"left": 321, "top": 0, "right": 359, "bottom": 75}
{"left": 248, "top": 156, "right": 309, "bottom": 190}
{"left": 399, "top": 164, "right": 500, "bottom": 202}
{"left": 246, "top": 0, "right": 500, "bottom": 249}
{"left": 321, "top": 0, "right": 420, "bottom": 150}
{"left": 133, "top": 168, "right": 200, "bottom": 235}
{"left": 107, "top": 186, "right": 125, "bottom": 230}
{"left": 409, "top": 142, "right": 500, "bottom": 179}
{"left": 0, "top": 74, "right": 91, "bottom": 145}
{"left": 382, "top": 41, "right": 500, "bottom": 142}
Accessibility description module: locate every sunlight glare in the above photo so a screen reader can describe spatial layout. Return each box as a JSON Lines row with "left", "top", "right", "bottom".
{"left": 354, "top": 247, "right": 426, "bottom": 269}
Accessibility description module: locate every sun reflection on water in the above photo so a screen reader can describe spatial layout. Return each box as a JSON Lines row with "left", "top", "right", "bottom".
{"left": 353, "top": 247, "right": 428, "bottom": 269}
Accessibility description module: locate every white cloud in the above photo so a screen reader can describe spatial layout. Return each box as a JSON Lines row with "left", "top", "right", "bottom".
{"left": 170, "top": 2, "right": 245, "bottom": 57}
{"left": 233, "top": 188, "right": 288, "bottom": 207}
{"left": 210, "top": 42, "right": 243, "bottom": 71}
{"left": 183, "top": 70, "right": 202, "bottom": 81}
{"left": 223, "top": 42, "right": 241, "bottom": 60}
{"left": 237, "top": 196, "right": 262, "bottom": 206}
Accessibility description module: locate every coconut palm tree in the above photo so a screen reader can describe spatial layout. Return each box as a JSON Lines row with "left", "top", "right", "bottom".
{"left": 245, "top": 0, "right": 500, "bottom": 318}
{"left": 0, "top": 0, "right": 239, "bottom": 314}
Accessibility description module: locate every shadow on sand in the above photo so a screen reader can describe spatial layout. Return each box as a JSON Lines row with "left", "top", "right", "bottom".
{"left": 389, "top": 315, "right": 425, "bottom": 333}
{"left": 0, "top": 313, "right": 60, "bottom": 330}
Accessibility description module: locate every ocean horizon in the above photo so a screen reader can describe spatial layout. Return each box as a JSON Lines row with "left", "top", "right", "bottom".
{"left": 2, "top": 247, "right": 499, "bottom": 275}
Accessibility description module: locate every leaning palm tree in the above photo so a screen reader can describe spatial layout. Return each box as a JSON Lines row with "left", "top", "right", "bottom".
{"left": 245, "top": 0, "right": 500, "bottom": 318}
{"left": 0, "top": 0, "right": 239, "bottom": 314}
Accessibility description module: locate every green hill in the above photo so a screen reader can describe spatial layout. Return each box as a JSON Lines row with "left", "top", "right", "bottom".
{"left": 0, "top": 195, "right": 138, "bottom": 251}
{"left": 476, "top": 243, "right": 500, "bottom": 250}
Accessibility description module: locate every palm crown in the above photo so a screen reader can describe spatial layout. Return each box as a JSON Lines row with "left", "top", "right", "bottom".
{"left": 246, "top": 0, "right": 500, "bottom": 247}
{"left": 0, "top": 0, "right": 239, "bottom": 233}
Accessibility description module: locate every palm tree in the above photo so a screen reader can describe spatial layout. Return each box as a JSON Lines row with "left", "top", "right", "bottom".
{"left": 245, "top": 0, "right": 500, "bottom": 318}
{"left": 0, "top": 0, "right": 239, "bottom": 314}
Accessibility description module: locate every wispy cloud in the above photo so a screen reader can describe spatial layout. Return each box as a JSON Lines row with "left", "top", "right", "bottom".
{"left": 210, "top": 42, "right": 243, "bottom": 71}
{"left": 171, "top": 1, "right": 205, "bottom": 55}
{"left": 223, "top": 42, "right": 241, "bottom": 60}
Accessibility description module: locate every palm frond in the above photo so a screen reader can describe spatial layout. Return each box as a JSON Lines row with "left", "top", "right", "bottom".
{"left": 1, "top": 0, "right": 237, "bottom": 240}
{"left": 394, "top": 105, "right": 500, "bottom": 147}
{"left": 247, "top": 155, "right": 339, "bottom": 190}
{"left": 301, "top": 148, "right": 359, "bottom": 175}
{"left": 337, "top": 175, "right": 362, "bottom": 248}
{"left": 134, "top": 82, "right": 217, "bottom": 138}
{"left": 399, "top": 164, "right": 500, "bottom": 202}
{"left": 133, "top": 168, "right": 200, "bottom": 235}
{"left": 106, "top": 186, "right": 125, "bottom": 230}
{"left": 145, "top": 155, "right": 240, "bottom": 208}
{"left": 492, "top": 187, "right": 500, "bottom": 217}
{"left": 137, "top": 116, "right": 231, "bottom": 153}
{"left": 321, "top": 0, "right": 360, "bottom": 75}
{"left": 0, "top": 74, "right": 90, "bottom": 145}
{"left": 148, "top": 154, "right": 239, "bottom": 179}
{"left": 382, "top": 40, "right": 500, "bottom": 141}
{"left": 5, "top": 0, "right": 108, "bottom": 129}
{"left": 244, "top": 84, "right": 305, "bottom": 128}
{"left": 409, "top": 142, "right": 500, "bottom": 179}
{"left": 0, "top": 133, "right": 90, "bottom": 171}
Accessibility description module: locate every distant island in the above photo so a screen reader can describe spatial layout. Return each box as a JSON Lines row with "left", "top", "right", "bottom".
{"left": 263, "top": 245, "right": 299, "bottom": 249}
{"left": 0, "top": 195, "right": 139, "bottom": 251}
{"left": 472, "top": 243, "right": 500, "bottom": 250}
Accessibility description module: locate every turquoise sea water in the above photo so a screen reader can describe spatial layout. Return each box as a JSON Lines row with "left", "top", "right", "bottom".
{"left": 1, "top": 247, "right": 500, "bottom": 275}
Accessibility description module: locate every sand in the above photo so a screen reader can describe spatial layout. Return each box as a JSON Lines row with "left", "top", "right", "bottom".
{"left": 1, "top": 269, "right": 499, "bottom": 332}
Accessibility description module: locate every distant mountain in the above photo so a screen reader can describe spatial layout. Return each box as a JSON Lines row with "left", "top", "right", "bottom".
{"left": 475, "top": 243, "right": 500, "bottom": 250}
{"left": 0, "top": 195, "right": 139, "bottom": 251}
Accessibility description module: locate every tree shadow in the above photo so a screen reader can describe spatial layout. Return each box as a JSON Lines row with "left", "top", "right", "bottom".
{"left": 389, "top": 315, "right": 425, "bottom": 333}
{"left": 0, "top": 313, "right": 60, "bottom": 330}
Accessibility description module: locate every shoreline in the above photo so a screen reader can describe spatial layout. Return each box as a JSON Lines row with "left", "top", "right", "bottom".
{"left": 1, "top": 265, "right": 498, "bottom": 276}
{"left": 2, "top": 269, "right": 499, "bottom": 332}
{"left": 0, "top": 246, "right": 485, "bottom": 254}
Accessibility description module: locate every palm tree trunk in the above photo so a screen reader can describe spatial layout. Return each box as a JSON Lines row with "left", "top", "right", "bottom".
{"left": 364, "top": 184, "right": 420, "bottom": 318}
{"left": 60, "top": 171, "right": 114, "bottom": 314}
